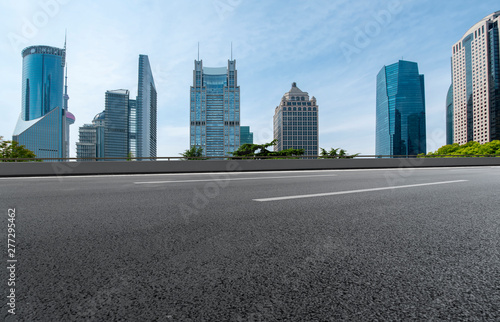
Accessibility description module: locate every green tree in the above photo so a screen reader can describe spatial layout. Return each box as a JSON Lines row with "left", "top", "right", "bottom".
{"left": 319, "top": 147, "right": 359, "bottom": 159}
{"left": 126, "top": 152, "right": 135, "bottom": 161}
{"left": 231, "top": 140, "right": 305, "bottom": 159}
{"left": 420, "top": 140, "right": 500, "bottom": 158}
{"left": 180, "top": 146, "right": 206, "bottom": 160}
{"left": 0, "top": 137, "right": 40, "bottom": 162}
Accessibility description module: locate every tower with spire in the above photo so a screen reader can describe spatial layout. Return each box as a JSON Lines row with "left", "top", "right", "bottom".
{"left": 13, "top": 36, "right": 75, "bottom": 160}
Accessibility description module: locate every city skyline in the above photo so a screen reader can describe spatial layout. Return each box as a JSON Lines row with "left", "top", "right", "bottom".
{"left": 1, "top": 1, "right": 499, "bottom": 157}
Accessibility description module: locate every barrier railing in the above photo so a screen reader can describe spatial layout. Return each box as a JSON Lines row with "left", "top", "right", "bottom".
{"left": 1, "top": 154, "right": 500, "bottom": 162}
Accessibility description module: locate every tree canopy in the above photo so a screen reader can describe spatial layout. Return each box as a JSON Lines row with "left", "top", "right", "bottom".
{"left": 419, "top": 140, "right": 500, "bottom": 157}
{"left": 319, "top": 148, "right": 359, "bottom": 159}
{"left": 180, "top": 146, "right": 206, "bottom": 160}
{"left": 231, "top": 140, "right": 305, "bottom": 159}
{"left": 0, "top": 136, "right": 39, "bottom": 162}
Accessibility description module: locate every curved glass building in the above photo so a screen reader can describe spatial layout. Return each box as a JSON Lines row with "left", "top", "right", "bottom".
{"left": 376, "top": 60, "right": 426, "bottom": 157}
{"left": 13, "top": 44, "right": 74, "bottom": 159}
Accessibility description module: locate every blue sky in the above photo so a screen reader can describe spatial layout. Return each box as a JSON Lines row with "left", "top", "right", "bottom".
{"left": 0, "top": 0, "right": 499, "bottom": 157}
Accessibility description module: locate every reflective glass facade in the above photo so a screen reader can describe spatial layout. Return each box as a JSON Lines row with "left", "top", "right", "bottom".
{"left": 13, "top": 45, "right": 72, "bottom": 159}
{"left": 13, "top": 106, "right": 63, "bottom": 159}
{"left": 273, "top": 83, "right": 319, "bottom": 157}
{"left": 376, "top": 61, "right": 426, "bottom": 157}
{"left": 446, "top": 84, "right": 454, "bottom": 145}
{"left": 240, "top": 126, "right": 253, "bottom": 145}
{"left": 136, "top": 55, "right": 157, "bottom": 160}
{"left": 21, "top": 46, "right": 64, "bottom": 121}
{"left": 190, "top": 60, "right": 240, "bottom": 157}
{"left": 104, "top": 90, "right": 130, "bottom": 160}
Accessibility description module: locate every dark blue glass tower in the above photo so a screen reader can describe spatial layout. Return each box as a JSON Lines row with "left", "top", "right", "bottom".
{"left": 446, "top": 84, "right": 454, "bottom": 145}
{"left": 240, "top": 126, "right": 253, "bottom": 145}
{"left": 104, "top": 90, "right": 130, "bottom": 160}
{"left": 376, "top": 60, "right": 426, "bottom": 157}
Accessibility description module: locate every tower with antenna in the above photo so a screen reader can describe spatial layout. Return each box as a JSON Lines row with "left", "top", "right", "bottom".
{"left": 190, "top": 42, "right": 240, "bottom": 157}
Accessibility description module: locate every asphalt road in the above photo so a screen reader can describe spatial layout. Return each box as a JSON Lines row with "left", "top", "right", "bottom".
{"left": 1, "top": 167, "right": 500, "bottom": 321}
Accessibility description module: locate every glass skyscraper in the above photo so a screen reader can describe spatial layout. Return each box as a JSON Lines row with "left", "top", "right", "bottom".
{"left": 136, "top": 55, "right": 157, "bottom": 160}
{"left": 451, "top": 11, "right": 500, "bottom": 144}
{"left": 376, "top": 60, "right": 426, "bottom": 157}
{"left": 190, "top": 59, "right": 240, "bottom": 157}
{"left": 12, "top": 44, "right": 75, "bottom": 159}
{"left": 104, "top": 90, "right": 130, "bottom": 160}
{"left": 273, "top": 82, "right": 319, "bottom": 157}
{"left": 240, "top": 126, "right": 253, "bottom": 145}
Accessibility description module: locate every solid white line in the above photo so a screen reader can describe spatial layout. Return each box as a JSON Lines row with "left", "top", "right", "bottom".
{"left": 134, "top": 174, "right": 338, "bottom": 184}
{"left": 253, "top": 180, "right": 469, "bottom": 202}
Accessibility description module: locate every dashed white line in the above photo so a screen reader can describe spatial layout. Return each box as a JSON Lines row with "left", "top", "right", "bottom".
{"left": 253, "top": 180, "right": 469, "bottom": 202}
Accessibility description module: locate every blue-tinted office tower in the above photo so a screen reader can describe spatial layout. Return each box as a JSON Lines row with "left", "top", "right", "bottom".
{"left": 104, "top": 90, "right": 130, "bottom": 160}
{"left": 135, "top": 55, "right": 157, "bottom": 160}
{"left": 240, "top": 126, "right": 253, "bottom": 145}
{"left": 190, "top": 59, "right": 240, "bottom": 157}
{"left": 13, "top": 44, "right": 75, "bottom": 159}
{"left": 376, "top": 60, "right": 426, "bottom": 157}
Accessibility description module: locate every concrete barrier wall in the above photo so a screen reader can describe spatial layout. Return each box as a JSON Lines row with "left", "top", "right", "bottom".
{"left": 1, "top": 158, "right": 500, "bottom": 177}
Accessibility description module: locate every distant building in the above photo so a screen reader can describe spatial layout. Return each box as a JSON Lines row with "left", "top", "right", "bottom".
{"left": 135, "top": 55, "right": 157, "bottom": 160}
{"left": 451, "top": 11, "right": 500, "bottom": 144}
{"left": 190, "top": 59, "right": 240, "bottom": 157}
{"left": 76, "top": 55, "right": 156, "bottom": 161}
{"left": 104, "top": 90, "right": 130, "bottom": 160}
{"left": 76, "top": 112, "right": 105, "bottom": 161}
{"left": 376, "top": 60, "right": 426, "bottom": 157}
{"left": 240, "top": 126, "right": 253, "bottom": 145}
{"left": 446, "top": 84, "right": 454, "bottom": 145}
{"left": 12, "top": 44, "right": 75, "bottom": 159}
{"left": 273, "top": 82, "right": 318, "bottom": 157}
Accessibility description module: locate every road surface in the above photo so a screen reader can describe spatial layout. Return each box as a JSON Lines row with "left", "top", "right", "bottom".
{"left": 1, "top": 167, "right": 499, "bottom": 321}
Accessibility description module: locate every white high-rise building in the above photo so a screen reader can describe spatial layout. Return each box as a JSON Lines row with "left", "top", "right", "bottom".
{"left": 451, "top": 11, "right": 500, "bottom": 145}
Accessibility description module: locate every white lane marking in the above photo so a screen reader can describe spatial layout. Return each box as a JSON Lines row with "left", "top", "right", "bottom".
{"left": 134, "top": 174, "right": 338, "bottom": 184}
{"left": 253, "top": 180, "right": 469, "bottom": 202}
